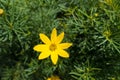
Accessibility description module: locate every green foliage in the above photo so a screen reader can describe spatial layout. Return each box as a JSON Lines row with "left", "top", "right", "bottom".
{"left": 0, "top": 0, "right": 120, "bottom": 80}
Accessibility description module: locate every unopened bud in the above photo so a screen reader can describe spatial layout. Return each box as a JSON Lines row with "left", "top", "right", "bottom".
{"left": 0, "top": 9, "right": 4, "bottom": 15}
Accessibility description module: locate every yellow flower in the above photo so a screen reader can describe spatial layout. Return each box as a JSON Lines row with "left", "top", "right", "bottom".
{"left": 105, "top": 0, "right": 113, "bottom": 5}
{"left": 0, "top": 9, "right": 4, "bottom": 15}
{"left": 47, "top": 75, "right": 61, "bottom": 80}
{"left": 33, "top": 28, "right": 72, "bottom": 65}
{"left": 103, "top": 31, "right": 111, "bottom": 37}
{"left": 103, "top": 31, "right": 111, "bottom": 39}
{"left": 94, "top": 13, "right": 98, "bottom": 17}
{"left": 47, "top": 78, "right": 51, "bottom": 80}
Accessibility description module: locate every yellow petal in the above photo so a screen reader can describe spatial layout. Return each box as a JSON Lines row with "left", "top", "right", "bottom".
{"left": 59, "top": 43, "right": 72, "bottom": 49}
{"left": 51, "top": 28, "right": 57, "bottom": 43}
{"left": 38, "top": 51, "right": 51, "bottom": 59}
{"left": 33, "top": 44, "right": 48, "bottom": 52}
{"left": 51, "top": 52, "right": 58, "bottom": 65}
{"left": 47, "top": 78, "right": 51, "bottom": 80}
{"left": 56, "top": 32, "right": 64, "bottom": 44}
{"left": 40, "top": 33, "right": 51, "bottom": 44}
{"left": 58, "top": 49, "right": 69, "bottom": 58}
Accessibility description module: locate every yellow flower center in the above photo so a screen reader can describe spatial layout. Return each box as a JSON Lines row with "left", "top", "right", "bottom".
{"left": 49, "top": 44, "right": 57, "bottom": 51}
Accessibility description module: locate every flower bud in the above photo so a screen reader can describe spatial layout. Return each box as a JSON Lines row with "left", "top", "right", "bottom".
{"left": 0, "top": 9, "right": 4, "bottom": 15}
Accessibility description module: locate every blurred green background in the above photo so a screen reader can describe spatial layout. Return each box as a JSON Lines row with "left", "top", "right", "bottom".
{"left": 0, "top": 0, "right": 120, "bottom": 80}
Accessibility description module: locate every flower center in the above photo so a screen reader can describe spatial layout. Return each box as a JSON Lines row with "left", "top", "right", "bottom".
{"left": 49, "top": 44, "right": 57, "bottom": 51}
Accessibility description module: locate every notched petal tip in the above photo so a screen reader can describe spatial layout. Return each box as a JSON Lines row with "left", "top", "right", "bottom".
{"left": 59, "top": 43, "right": 72, "bottom": 49}
{"left": 51, "top": 53, "right": 58, "bottom": 65}
{"left": 56, "top": 32, "right": 64, "bottom": 44}
{"left": 51, "top": 28, "right": 57, "bottom": 42}
{"left": 58, "top": 50, "right": 70, "bottom": 58}
{"left": 52, "top": 28, "right": 57, "bottom": 32}
{"left": 33, "top": 45, "right": 41, "bottom": 52}
{"left": 69, "top": 43, "right": 73, "bottom": 46}
{"left": 33, "top": 44, "right": 47, "bottom": 52}
{"left": 39, "top": 33, "right": 51, "bottom": 44}
{"left": 51, "top": 28, "right": 57, "bottom": 36}
{"left": 38, "top": 52, "right": 50, "bottom": 60}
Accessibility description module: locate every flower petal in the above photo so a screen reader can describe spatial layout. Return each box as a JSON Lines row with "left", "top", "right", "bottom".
{"left": 33, "top": 44, "right": 48, "bottom": 52}
{"left": 47, "top": 78, "right": 51, "bottom": 80}
{"left": 56, "top": 32, "right": 64, "bottom": 44}
{"left": 58, "top": 49, "right": 69, "bottom": 58}
{"left": 51, "top": 52, "right": 58, "bottom": 65}
{"left": 59, "top": 43, "right": 72, "bottom": 49}
{"left": 38, "top": 51, "right": 51, "bottom": 59}
{"left": 51, "top": 28, "right": 57, "bottom": 43}
{"left": 39, "top": 33, "right": 51, "bottom": 44}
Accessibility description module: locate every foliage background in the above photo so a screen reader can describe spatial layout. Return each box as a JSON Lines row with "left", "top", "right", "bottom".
{"left": 0, "top": 0, "right": 120, "bottom": 80}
